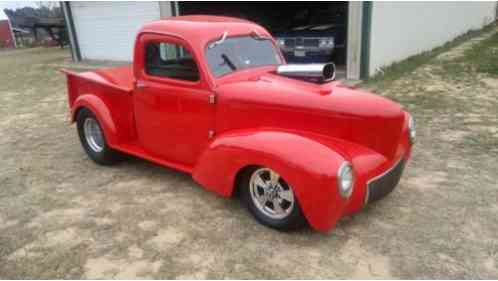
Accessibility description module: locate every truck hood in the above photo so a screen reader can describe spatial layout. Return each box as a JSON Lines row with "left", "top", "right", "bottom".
{"left": 215, "top": 73, "right": 406, "bottom": 160}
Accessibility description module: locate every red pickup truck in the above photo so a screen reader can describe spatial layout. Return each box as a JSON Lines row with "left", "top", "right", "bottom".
{"left": 62, "top": 16, "right": 414, "bottom": 232}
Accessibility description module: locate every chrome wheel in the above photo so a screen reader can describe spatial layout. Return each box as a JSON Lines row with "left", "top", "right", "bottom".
{"left": 83, "top": 118, "right": 104, "bottom": 152}
{"left": 249, "top": 168, "right": 295, "bottom": 219}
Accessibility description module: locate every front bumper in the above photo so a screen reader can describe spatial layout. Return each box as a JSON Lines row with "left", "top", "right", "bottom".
{"left": 342, "top": 129, "right": 413, "bottom": 217}
{"left": 364, "top": 158, "right": 406, "bottom": 204}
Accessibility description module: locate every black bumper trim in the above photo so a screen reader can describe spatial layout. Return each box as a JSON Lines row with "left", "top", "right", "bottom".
{"left": 365, "top": 158, "right": 406, "bottom": 204}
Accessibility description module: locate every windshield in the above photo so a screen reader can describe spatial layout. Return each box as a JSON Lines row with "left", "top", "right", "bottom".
{"left": 205, "top": 36, "right": 282, "bottom": 77}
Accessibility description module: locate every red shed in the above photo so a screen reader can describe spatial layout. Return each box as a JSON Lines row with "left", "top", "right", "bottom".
{"left": 0, "top": 19, "right": 16, "bottom": 48}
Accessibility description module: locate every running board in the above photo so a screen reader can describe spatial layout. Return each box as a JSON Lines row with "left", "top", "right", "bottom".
{"left": 114, "top": 142, "right": 194, "bottom": 174}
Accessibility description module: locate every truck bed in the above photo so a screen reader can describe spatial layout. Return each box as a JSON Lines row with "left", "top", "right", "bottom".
{"left": 62, "top": 65, "right": 135, "bottom": 113}
{"left": 62, "top": 65, "right": 137, "bottom": 147}
{"left": 62, "top": 65, "right": 135, "bottom": 93}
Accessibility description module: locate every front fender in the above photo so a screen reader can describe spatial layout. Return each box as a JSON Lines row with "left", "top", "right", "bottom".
{"left": 192, "top": 129, "right": 351, "bottom": 231}
{"left": 72, "top": 94, "right": 119, "bottom": 147}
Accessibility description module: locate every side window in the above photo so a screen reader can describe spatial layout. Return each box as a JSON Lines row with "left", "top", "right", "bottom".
{"left": 145, "top": 42, "right": 200, "bottom": 82}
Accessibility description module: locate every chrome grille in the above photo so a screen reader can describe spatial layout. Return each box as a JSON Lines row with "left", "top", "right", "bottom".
{"left": 303, "top": 39, "right": 319, "bottom": 47}
{"left": 282, "top": 37, "right": 323, "bottom": 48}
{"left": 284, "top": 39, "right": 295, "bottom": 47}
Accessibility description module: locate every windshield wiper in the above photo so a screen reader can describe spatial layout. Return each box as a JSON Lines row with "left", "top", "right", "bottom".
{"left": 208, "top": 31, "right": 228, "bottom": 49}
{"left": 221, "top": 53, "right": 237, "bottom": 71}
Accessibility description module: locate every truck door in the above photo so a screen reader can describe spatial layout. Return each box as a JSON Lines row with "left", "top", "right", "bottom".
{"left": 134, "top": 34, "right": 215, "bottom": 166}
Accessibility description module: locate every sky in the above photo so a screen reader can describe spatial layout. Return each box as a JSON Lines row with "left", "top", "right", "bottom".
{"left": 0, "top": 1, "right": 39, "bottom": 20}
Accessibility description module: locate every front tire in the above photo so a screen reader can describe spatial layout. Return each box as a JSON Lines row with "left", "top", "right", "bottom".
{"left": 76, "top": 108, "right": 120, "bottom": 165}
{"left": 240, "top": 167, "right": 307, "bottom": 231}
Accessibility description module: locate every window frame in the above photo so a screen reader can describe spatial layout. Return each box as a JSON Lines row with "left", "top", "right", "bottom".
{"left": 140, "top": 34, "right": 204, "bottom": 87}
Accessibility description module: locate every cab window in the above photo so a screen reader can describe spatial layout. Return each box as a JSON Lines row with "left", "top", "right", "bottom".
{"left": 145, "top": 42, "right": 200, "bottom": 82}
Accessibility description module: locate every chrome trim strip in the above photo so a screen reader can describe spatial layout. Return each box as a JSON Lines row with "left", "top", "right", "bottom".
{"left": 364, "top": 157, "right": 403, "bottom": 204}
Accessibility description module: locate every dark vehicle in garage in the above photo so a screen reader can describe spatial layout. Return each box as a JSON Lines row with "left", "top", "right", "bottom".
{"left": 275, "top": 24, "right": 341, "bottom": 63}
{"left": 274, "top": 7, "right": 346, "bottom": 63}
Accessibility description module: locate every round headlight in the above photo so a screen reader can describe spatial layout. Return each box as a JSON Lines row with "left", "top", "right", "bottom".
{"left": 408, "top": 115, "right": 416, "bottom": 144}
{"left": 337, "top": 162, "right": 354, "bottom": 198}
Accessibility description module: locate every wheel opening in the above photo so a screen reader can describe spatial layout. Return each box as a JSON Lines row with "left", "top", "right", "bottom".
{"left": 232, "top": 165, "right": 259, "bottom": 198}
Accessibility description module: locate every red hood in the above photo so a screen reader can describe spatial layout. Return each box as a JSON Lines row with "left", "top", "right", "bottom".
{"left": 215, "top": 73, "right": 405, "bottom": 160}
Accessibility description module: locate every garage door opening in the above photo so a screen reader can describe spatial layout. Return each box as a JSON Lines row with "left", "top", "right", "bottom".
{"left": 179, "top": 1, "right": 349, "bottom": 79}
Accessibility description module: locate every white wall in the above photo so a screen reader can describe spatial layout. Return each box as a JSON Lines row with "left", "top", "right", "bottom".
{"left": 369, "top": 2, "right": 496, "bottom": 75}
{"left": 0, "top": 9, "right": 7, "bottom": 20}
{"left": 71, "top": 2, "right": 164, "bottom": 61}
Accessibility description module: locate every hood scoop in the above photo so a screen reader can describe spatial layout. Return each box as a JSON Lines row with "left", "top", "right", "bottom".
{"left": 276, "top": 63, "right": 336, "bottom": 84}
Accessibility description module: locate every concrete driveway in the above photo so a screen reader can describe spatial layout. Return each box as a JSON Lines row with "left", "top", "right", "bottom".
{"left": 1, "top": 28, "right": 497, "bottom": 279}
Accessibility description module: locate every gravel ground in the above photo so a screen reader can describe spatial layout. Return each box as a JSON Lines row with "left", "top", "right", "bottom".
{"left": 1, "top": 28, "right": 497, "bottom": 279}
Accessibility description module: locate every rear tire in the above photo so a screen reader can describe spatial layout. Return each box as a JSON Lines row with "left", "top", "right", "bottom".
{"left": 240, "top": 166, "right": 307, "bottom": 231}
{"left": 76, "top": 108, "right": 120, "bottom": 165}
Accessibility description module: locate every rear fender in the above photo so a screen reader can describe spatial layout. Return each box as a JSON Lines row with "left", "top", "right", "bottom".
{"left": 72, "top": 94, "right": 119, "bottom": 147}
{"left": 192, "top": 129, "right": 350, "bottom": 231}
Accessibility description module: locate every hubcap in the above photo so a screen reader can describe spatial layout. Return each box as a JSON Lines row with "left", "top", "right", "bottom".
{"left": 249, "top": 168, "right": 295, "bottom": 219}
{"left": 83, "top": 118, "right": 104, "bottom": 152}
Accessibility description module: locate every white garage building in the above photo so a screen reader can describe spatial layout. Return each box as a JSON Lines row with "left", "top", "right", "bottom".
{"left": 62, "top": 2, "right": 496, "bottom": 79}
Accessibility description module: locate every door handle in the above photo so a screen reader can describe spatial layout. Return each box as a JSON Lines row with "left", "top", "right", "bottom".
{"left": 136, "top": 81, "right": 147, "bottom": 90}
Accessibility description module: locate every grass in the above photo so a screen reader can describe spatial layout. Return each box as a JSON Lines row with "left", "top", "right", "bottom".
{"left": 437, "top": 31, "right": 498, "bottom": 79}
{"left": 363, "top": 22, "right": 497, "bottom": 89}
{"left": 465, "top": 31, "right": 498, "bottom": 75}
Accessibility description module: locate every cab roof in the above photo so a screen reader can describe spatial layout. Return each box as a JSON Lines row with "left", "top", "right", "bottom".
{"left": 167, "top": 15, "right": 252, "bottom": 24}
{"left": 138, "top": 15, "right": 272, "bottom": 48}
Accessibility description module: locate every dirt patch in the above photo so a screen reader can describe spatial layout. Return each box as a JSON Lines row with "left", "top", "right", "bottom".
{"left": 147, "top": 228, "right": 185, "bottom": 249}
{"left": 138, "top": 220, "right": 158, "bottom": 232}
{"left": 341, "top": 238, "right": 392, "bottom": 279}
{"left": 85, "top": 255, "right": 162, "bottom": 279}
{"left": 482, "top": 77, "right": 498, "bottom": 88}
